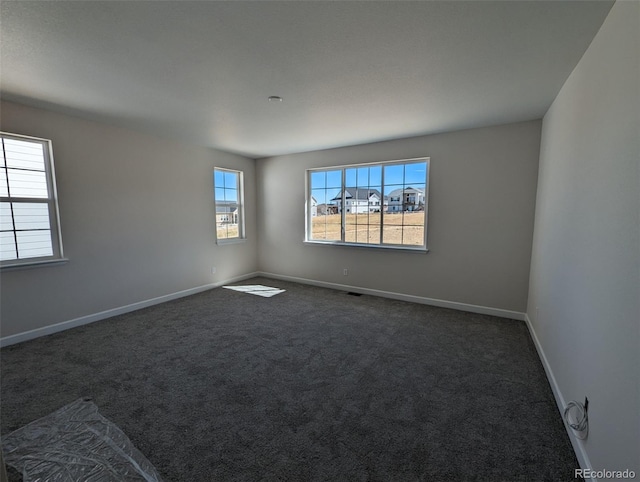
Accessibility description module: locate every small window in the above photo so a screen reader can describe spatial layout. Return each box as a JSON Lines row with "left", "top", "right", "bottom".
{"left": 306, "top": 157, "right": 429, "bottom": 250}
{"left": 1, "top": 132, "right": 64, "bottom": 268}
{"left": 214, "top": 168, "right": 245, "bottom": 243}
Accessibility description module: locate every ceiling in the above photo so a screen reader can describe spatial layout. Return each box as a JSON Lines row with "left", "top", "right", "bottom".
{"left": 1, "top": 1, "right": 613, "bottom": 159}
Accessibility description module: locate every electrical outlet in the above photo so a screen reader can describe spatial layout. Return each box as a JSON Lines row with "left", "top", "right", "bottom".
{"left": 343, "top": 268, "right": 348, "bottom": 276}
{"left": 211, "top": 266, "right": 216, "bottom": 274}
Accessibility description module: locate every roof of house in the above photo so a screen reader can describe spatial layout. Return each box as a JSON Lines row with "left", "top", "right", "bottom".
{"left": 216, "top": 200, "right": 238, "bottom": 214}
{"left": 331, "top": 188, "right": 385, "bottom": 201}
{"left": 387, "top": 186, "right": 424, "bottom": 198}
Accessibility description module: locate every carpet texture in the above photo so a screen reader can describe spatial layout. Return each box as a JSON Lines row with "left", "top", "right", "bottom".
{"left": 1, "top": 277, "right": 580, "bottom": 481}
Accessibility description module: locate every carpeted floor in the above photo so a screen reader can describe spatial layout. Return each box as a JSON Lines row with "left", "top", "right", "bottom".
{"left": 1, "top": 277, "right": 580, "bottom": 481}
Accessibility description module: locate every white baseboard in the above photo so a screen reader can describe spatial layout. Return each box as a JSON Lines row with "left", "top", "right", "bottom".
{"left": 523, "top": 314, "right": 595, "bottom": 481}
{"left": 257, "top": 271, "right": 526, "bottom": 321}
{"left": 0, "top": 272, "right": 259, "bottom": 348}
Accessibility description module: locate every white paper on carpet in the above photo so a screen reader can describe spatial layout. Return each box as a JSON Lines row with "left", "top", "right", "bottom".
{"left": 223, "top": 285, "right": 285, "bottom": 297}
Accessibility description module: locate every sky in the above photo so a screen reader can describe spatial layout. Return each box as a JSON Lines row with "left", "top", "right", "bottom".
{"left": 310, "top": 161, "right": 428, "bottom": 204}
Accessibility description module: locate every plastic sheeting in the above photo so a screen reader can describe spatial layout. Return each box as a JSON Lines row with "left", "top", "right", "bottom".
{"left": 2, "top": 398, "right": 163, "bottom": 482}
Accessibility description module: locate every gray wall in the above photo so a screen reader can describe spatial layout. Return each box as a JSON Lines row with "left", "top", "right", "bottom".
{"left": 0, "top": 101, "right": 257, "bottom": 338}
{"left": 257, "top": 120, "right": 541, "bottom": 313}
{"left": 527, "top": 0, "right": 639, "bottom": 473}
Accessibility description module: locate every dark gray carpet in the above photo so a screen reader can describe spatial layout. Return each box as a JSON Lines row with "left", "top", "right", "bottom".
{"left": 1, "top": 277, "right": 580, "bottom": 481}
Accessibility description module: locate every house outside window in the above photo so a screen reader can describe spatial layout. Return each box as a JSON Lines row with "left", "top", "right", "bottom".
{"left": 306, "top": 157, "right": 429, "bottom": 250}
{"left": 214, "top": 168, "right": 245, "bottom": 243}
{"left": 0, "top": 132, "right": 64, "bottom": 268}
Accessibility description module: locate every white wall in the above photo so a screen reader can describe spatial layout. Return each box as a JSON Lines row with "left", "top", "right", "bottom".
{"left": 0, "top": 101, "right": 257, "bottom": 339}
{"left": 257, "top": 120, "right": 541, "bottom": 314}
{"left": 527, "top": 0, "right": 639, "bottom": 474}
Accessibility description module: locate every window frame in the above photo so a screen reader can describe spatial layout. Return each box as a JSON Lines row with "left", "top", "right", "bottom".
{"left": 0, "top": 132, "right": 65, "bottom": 269}
{"left": 213, "top": 167, "right": 245, "bottom": 244}
{"left": 305, "top": 157, "right": 430, "bottom": 252}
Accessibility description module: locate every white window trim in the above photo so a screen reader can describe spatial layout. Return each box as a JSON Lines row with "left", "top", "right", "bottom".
{"left": 305, "top": 157, "right": 430, "bottom": 252}
{"left": 213, "top": 167, "right": 245, "bottom": 244}
{"left": 0, "top": 132, "right": 66, "bottom": 270}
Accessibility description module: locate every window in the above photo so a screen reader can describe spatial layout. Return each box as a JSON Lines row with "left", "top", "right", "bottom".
{"left": 306, "top": 157, "right": 429, "bottom": 250}
{"left": 1, "top": 132, "right": 64, "bottom": 268}
{"left": 214, "top": 168, "right": 244, "bottom": 242}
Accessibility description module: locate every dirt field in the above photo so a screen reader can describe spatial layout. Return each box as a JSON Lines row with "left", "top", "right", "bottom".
{"left": 217, "top": 224, "right": 239, "bottom": 240}
{"left": 311, "top": 212, "right": 425, "bottom": 246}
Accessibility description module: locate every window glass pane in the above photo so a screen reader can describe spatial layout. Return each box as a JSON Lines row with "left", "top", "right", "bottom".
{"left": 224, "top": 188, "right": 238, "bottom": 202}
{"left": 405, "top": 162, "right": 427, "bottom": 185}
{"left": 16, "top": 230, "right": 53, "bottom": 258}
{"left": 306, "top": 158, "right": 427, "bottom": 249}
{"left": 356, "top": 225, "right": 369, "bottom": 244}
{"left": 401, "top": 226, "right": 425, "bottom": 246}
{"left": 385, "top": 186, "right": 404, "bottom": 212}
{"left": 369, "top": 166, "right": 382, "bottom": 186}
{"left": 383, "top": 225, "right": 404, "bottom": 245}
{"left": 0, "top": 231, "right": 17, "bottom": 260}
{"left": 384, "top": 164, "right": 404, "bottom": 185}
{"left": 326, "top": 170, "right": 341, "bottom": 189}
{"left": 404, "top": 184, "right": 426, "bottom": 217}
{"left": 345, "top": 223, "right": 356, "bottom": 243}
{"left": 403, "top": 211, "right": 425, "bottom": 226}
{"left": 345, "top": 168, "right": 356, "bottom": 187}
{"left": 214, "top": 170, "right": 225, "bottom": 188}
{"left": 311, "top": 189, "right": 326, "bottom": 206}
{"left": 214, "top": 167, "right": 243, "bottom": 241}
{"left": 7, "top": 169, "right": 48, "bottom": 198}
{"left": 383, "top": 210, "right": 404, "bottom": 225}
{"left": 13, "top": 203, "right": 51, "bottom": 230}
{"left": 0, "top": 203, "right": 14, "bottom": 231}
{"left": 224, "top": 171, "right": 237, "bottom": 190}
{"left": 3, "top": 139, "right": 45, "bottom": 171}
{"left": 356, "top": 167, "right": 369, "bottom": 187}
{"left": 369, "top": 186, "right": 382, "bottom": 210}
{"left": 216, "top": 200, "right": 238, "bottom": 239}
{"left": 310, "top": 227, "right": 325, "bottom": 240}
{"left": 324, "top": 209, "right": 341, "bottom": 241}
{"left": 217, "top": 224, "right": 229, "bottom": 240}
{"left": 1, "top": 140, "right": 5, "bottom": 168}
{"left": 368, "top": 226, "right": 381, "bottom": 244}
{"left": 325, "top": 188, "right": 340, "bottom": 205}
{"left": 0, "top": 168, "right": 8, "bottom": 197}
{"left": 0, "top": 134, "right": 63, "bottom": 265}
{"left": 310, "top": 171, "right": 325, "bottom": 189}
{"left": 225, "top": 223, "right": 239, "bottom": 239}
{"left": 310, "top": 212, "right": 325, "bottom": 240}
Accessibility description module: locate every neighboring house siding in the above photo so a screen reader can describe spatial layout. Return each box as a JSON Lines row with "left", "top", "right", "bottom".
{"left": 387, "top": 187, "right": 425, "bottom": 212}
{"left": 332, "top": 188, "right": 387, "bottom": 214}
{"left": 216, "top": 201, "right": 238, "bottom": 224}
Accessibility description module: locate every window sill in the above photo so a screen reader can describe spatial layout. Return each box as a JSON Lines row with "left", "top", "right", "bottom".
{"left": 0, "top": 258, "right": 69, "bottom": 272}
{"left": 216, "top": 238, "right": 247, "bottom": 246}
{"left": 303, "top": 240, "right": 428, "bottom": 253}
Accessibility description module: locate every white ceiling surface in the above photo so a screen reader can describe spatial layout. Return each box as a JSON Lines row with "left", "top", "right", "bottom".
{"left": 1, "top": 1, "right": 613, "bottom": 159}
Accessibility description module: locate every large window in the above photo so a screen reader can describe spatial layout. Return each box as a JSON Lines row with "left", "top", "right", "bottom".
{"left": 307, "top": 158, "right": 429, "bottom": 250}
{"left": 214, "top": 168, "right": 245, "bottom": 243}
{"left": 0, "top": 132, "right": 64, "bottom": 267}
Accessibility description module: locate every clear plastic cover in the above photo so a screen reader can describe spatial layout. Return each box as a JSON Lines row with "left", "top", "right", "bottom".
{"left": 2, "top": 398, "right": 163, "bottom": 482}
